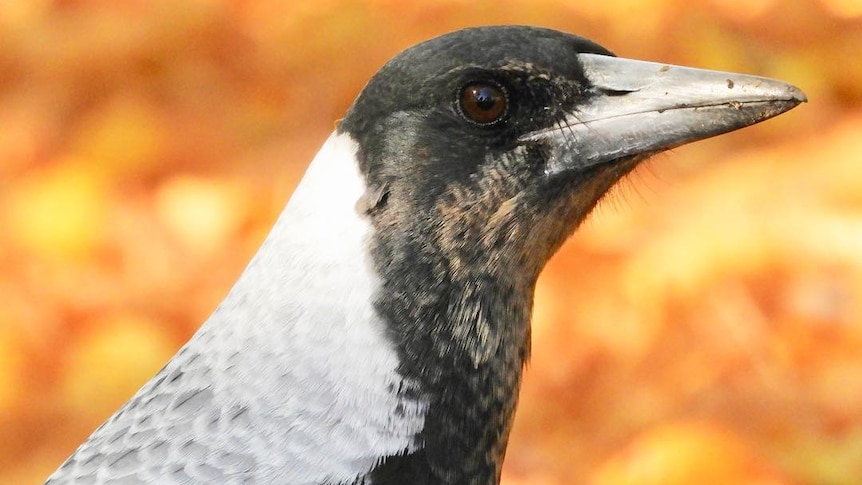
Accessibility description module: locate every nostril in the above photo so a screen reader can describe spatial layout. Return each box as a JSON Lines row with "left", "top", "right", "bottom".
{"left": 598, "top": 87, "right": 638, "bottom": 96}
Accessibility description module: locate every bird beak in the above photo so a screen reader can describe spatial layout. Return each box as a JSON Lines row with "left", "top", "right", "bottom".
{"left": 523, "top": 53, "right": 807, "bottom": 175}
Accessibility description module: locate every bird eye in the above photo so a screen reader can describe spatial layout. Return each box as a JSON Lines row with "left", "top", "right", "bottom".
{"left": 459, "top": 82, "right": 507, "bottom": 125}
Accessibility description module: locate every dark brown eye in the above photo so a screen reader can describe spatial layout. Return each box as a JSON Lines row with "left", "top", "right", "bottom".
{"left": 459, "top": 82, "right": 507, "bottom": 124}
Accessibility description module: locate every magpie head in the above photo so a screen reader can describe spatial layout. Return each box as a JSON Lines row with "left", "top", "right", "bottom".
{"left": 340, "top": 25, "right": 805, "bottom": 286}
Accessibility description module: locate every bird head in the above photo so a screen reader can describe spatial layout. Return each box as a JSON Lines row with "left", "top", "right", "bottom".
{"left": 341, "top": 26, "right": 804, "bottom": 286}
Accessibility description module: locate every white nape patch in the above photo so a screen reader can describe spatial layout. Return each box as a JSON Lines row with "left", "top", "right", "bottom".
{"left": 195, "top": 132, "right": 428, "bottom": 483}
{"left": 43, "top": 133, "right": 425, "bottom": 485}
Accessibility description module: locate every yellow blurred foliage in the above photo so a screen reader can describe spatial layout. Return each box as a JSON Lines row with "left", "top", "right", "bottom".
{"left": 821, "top": 0, "right": 862, "bottom": 17}
{"left": 59, "top": 313, "right": 177, "bottom": 421}
{"left": 591, "top": 421, "right": 788, "bottom": 485}
{"left": 71, "top": 97, "right": 169, "bottom": 179}
{"left": 0, "top": 331, "right": 24, "bottom": 415}
{"left": 4, "top": 161, "right": 109, "bottom": 260}
{"left": 155, "top": 175, "right": 250, "bottom": 257}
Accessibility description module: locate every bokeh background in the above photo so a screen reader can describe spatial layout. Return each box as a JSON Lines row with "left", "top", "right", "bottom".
{"left": 1, "top": 0, "right": 860, "bottom": 484}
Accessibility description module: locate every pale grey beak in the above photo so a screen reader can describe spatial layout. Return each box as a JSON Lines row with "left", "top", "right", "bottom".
{"left": 526, "top": 53, "right": 807, "bottom": 174}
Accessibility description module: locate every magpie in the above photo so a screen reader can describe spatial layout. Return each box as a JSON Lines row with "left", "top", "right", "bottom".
{"left": 44, "top": 25, "right": 805, "bottom": 485}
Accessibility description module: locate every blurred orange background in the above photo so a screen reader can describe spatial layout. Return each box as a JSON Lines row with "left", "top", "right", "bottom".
{"left": 1, "top": 1, "right": 860, "bottom": 484}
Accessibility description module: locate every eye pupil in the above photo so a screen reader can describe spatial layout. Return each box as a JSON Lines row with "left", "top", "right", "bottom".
{"left": 474, "top": 87, "right": 497, "bottom": 110}
{"left": 460, "top": 82, "right": 507, "bottom": 124}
